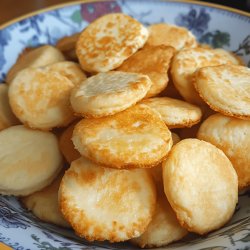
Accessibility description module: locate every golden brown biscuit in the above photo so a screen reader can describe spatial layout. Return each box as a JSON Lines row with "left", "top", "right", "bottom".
{"left": 6, "top": 45, "right": 65, "bottom": 83}
{"left": 72, "top": 104, "right": 172, "bottom": 169}
{"left": 197, "top": 113, "right": 250, "bottom": 189}
{"left": 70, "top": 71, "right": 152, "bottom": 118}
{"left": 0, "top": 84, "right": 19, "bottom": 131}
{"left": 0, "top": 125, "right": 63, "bottom": 196}
{"left": 46, "top": 61, "right": 87, "bottom": 86}
{"left": 9, "top": 67, "right": 75, "bottom": 130}
{"left": 146, "top": 23, "right": 197, "bottom": 50}
{"left": 117, "top": 45, "right": 175, "bottom": 98}
{"left": 21, "top": 172, "right": 70, "bottom": 227}
{"left": 76, "top": 13, "right": 148, "bottom": 73}
{"left": 59, "top": 122, "right": 80, "bottom": 164}
{"left": 141, "top": 97, "right": 202, "bottom": 128}
{"left": 162, "top": 139, "right": 238, "bottom": 235}
{"left": 171, "top": 48, "right": 241, "bottom": 105}
{"left": 59, "top": 157, "right": 156, "bottom": 242}
{"left": 194, "top": 64, "right": 250, "bottom": 120}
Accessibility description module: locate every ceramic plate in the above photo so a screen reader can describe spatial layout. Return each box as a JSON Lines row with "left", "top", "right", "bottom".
{"left": 0, "top": 0, "right": 250, "bottom": 249}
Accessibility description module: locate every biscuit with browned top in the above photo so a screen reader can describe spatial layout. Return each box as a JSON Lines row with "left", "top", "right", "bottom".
{"left": 162, "top": 139, "right": 238, "bottom": 235}
{"left": 76, "top": 13, "right": 148, "bottom": 73}
{"left": 197, "top": 113, "right": 250, "bottom": 189}
{"left": 72, "top": 104, "right": 172, "bottom": 169}
{"left": 193, "top": 64, "right": 250, "bottom": 119}
{"left": 59, "top": 157, "right": 156, "bottom": 242}
{"left": 117, "top": 45, "right": 175, "bottom": 97}
{"left": 70, "top": 71, "right": 152, "bottom": 118}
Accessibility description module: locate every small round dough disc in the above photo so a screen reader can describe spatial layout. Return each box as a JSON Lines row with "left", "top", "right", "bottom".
{"left": 194, "top": 64, "right": 250, "bottom": 119}
{"left": 162, "top": 138, "right": 238, "bottom": 235}
{"left": 76, "top": 13, "right": 148, "bottom": 73}
{"left": 146, "top": 23, "right": 197, "bottom": 50}
{"left": 171, "top": 48, "right": 241, "bottom": 105}
{"left": 0, "top": 125, "right": 63, "bottom": 196}
{"left": 72, "top": 104, "right": 172, "bottom": 169}
{"left": 59, "top": 157, "right": 156, "bottom": 242}
{"left": 117, "top": 45, "right": 175, "bottom": 98}
{"left": 21, "top": 171, "right": 70, "bottom": 227}
{"left": 198, "top": 113, "right": 250, "bottom": 189}
{"left": 0, "top": 84, "right": 19, "bottom": 131}
{"left": 9, "top": 67, "right": 75, "bottom": 130}
{"left": 141, "top": 97, "right": 202, "bottom": 128}
{"left": 70, "top": 71, "right": 152, "bottom": 118}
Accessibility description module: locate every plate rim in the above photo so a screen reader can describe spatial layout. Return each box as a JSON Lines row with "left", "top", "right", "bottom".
{"left": 0, "top": 0, "right": 250, "bottom": 30}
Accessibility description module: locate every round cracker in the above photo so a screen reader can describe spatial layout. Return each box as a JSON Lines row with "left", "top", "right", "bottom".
{"left": 197, "top": 113, "right": 250, "bottom": 189}
{"left": 171, "top": 48, "right": 241, "bottom": 105}
{"left": 59, "top": 157, "right": 156, "bottom": 242}
{"left": 70, "top": 71, "right": 152, "bottom": 118}
{"left": 117, "top": 45, "right": 175, "bottom": 98}
{"left": 162, "top": 139, "right": 238, "bottom": 235}
{"left": 146, "top": 23, "right": 197, "bottom": 50}
{"left": 59, "top": 122, "right": 81, "bottom": 164}
{"left": 141, "top": 97, "right": 202, "bottom": 128}
{"left": 0, "top": 84, "right": 20, "bottom": 131}
{"left": 76, "top": 13, "right": 148, "bottom": 73}
{"left": 72, "top": 104, "right": 172, "bottom": 169}
{"left": 21, "top": 171, "right": 70, "bottom": 227}
{"left": 0, "top": 125, "right": 63, "bottom": 196}
{"left": 193, "top": 64, "right": 250, "bottom": 120}
{"left": 6, "top": 45, "right": 65, "bottom": 83}
{"left": 9, "top": 67, "right": 75, "bottom": 130}
{"left": 46, "top": 61, "right": 87, "bottom": 86}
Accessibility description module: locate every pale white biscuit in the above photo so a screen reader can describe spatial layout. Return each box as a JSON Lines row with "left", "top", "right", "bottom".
{"left": 21, "top": 172, "right": 70, "bottom": 227}
{"left": 146, "top": 23, "right": 197, "bottom": 50}
{"left": 46, "top": 61, "right": 87, "bottom": 86}
{"left": 171, "top": 48, "right": 241, "bottom": 105}
{"left": 0, "top": 125, "right": 63, "bottom": 196}
{"left": 0, "top": 84, "right": 19, "bottom": 131}
{"left": 117, "top": 45, "right": 175, "bottom": 98}
{"left": 70, "top": 71, "right": 152, "bottom": 118}
{"left": 194, "top": 64, "right": 250, "bottom": 119}
{"left": 59, "top": 157, "right": 156, "bottom": 242}
{"left": 72, "top": 104, "right": 172, "bottom": 169}
{"left": 197, "top": 113, "right": 250, "bottom": 189}
{"left": 7, "top": 45, "right": 65, "bottom": 83}
{"left": 141, "top": 97, "right": 202, "bottom": 128}
{"left": 9, "top": 67, "right": 75, "bottom": 130}
{"left": 76, "top": 13, "right": 148, "bottom": 73}
{"left": 163, "top": 139, "right": 238, "bottom": 235}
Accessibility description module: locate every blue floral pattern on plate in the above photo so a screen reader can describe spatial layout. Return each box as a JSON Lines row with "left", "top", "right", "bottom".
{"left": 0, "top": 0, "right": 249, "bottom": 249}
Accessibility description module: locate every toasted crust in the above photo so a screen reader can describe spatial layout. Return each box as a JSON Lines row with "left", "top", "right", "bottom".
{"left": 146, "top": 23, "right": 197, "bottom": 50}
{"left": 193, "top": 64, "right": 250, "bottom": 120}
{"left": 72, "top": 104, "right": 173, "bottom": 169}
{"left": 141, "top": 97, "right": 202, "bottom": 128}
{"left": 46, "top": 61, "right": 87, "bottom": 86}
{"left": 117, "top": 45, "right": 175, "bottom": 98}
{"left": 6, "top": 45, "right": 65, "bottom": 83}
{"left": 197, "top": 113, "right": 250, "bottom": 189}
{"left": 0, "top": 125, "right": 63, "bottom": 196}
{"left": 162, "top": 139, "right": 238, "bottom": 235}
{"left": 76, "top": 13, "right": 148, "bottom": 73}
{"left": 59, "top": 122, "right": 81, "bottom": 164}
{"left": 9, "top": 67, "right": 75, "bottom": 130}
{"left": 59, "top": 157, "right": 156, "bottom": 242}
{"left": 0, "top": 84, "right": 20, "bottom": 131}
{"left": 171, "top": 48, "right": 242, "bottom": 105}
{"left": 21, "top": 172, "right": 70, "bottom": 227}
{"left": 70, "top": 71, "right": 152, "bottom": 118}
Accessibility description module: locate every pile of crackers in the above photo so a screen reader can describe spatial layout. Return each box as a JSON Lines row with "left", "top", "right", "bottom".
{"left": 0, "top": 13, "right": 249, "bottom": 248}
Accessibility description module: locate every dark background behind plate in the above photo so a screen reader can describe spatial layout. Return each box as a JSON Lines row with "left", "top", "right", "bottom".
{"left": 0, "top": 0, "right": 249, "bottom": 25}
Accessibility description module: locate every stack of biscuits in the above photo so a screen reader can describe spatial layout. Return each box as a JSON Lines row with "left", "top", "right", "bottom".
{"left": 0, "top": 12, "right": 249, "bottom": 248}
